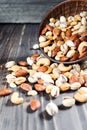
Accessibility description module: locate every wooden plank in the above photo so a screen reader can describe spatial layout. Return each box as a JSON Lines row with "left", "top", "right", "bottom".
{"left": 0, "top": 0, "right": 64, "bottom": 4}
{"left": 0, "top": 1, "right": 64, "bottom": 23}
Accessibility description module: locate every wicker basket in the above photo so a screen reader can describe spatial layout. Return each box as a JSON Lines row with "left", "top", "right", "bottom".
{"left": 39, "top": 0, "right": 87, "bottom": 64}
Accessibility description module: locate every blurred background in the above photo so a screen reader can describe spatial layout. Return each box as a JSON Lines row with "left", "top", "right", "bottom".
{"left": 0, "top": 0, "right": 65, "bottom": 23}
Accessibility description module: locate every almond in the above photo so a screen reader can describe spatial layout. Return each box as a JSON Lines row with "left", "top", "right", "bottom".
{"left": 18, "top": 61, "right": 28, "bottom": 66}
{"left": 60, "top": 56, "right": 69, "bottom": 62}
{"left": 34, "top": 84, "right": 46, "bottom": 92}
{"left": 30, "top": 99, "right": 41, "bottom": 111}
{"left": 46, "top": 24, "right": 53, "bottom": 32}
{"left": 20, "top": 83, "right": 32, "bottom": 91}
{"left": 37, "top": 66, "right": 48, "bottom": 72}
{"left": 82, "top": 30, "right": 87, "bottom": 37}
{"left": 66, "top": 29, "right": 72, "bottom": 37}
{"left": 0, "top": 88, "right": 12, "bottom": 96}
{"left": 41, "top": 26, "right": 48, "bottom": 35}
{"left": 52, "top": 47, "right": 60, "bottom": 57}
{"left": 79, "top": 36, "right": 87, "bottom": 42}
{"left": 74, "top": 38, "right": 80, "bottom": 48}
{"left": 14, "top": 69, "right": 28, "bottom": 77}
{"left": 31, "top": 54, "right": 40, "bottom": 60}
{"left": 70, "top": 52, "right": 79, "bottom": 61}
{"left": 37, "top": 78, "right": 44, "bottom": 84}
{"left": 69, "top": 34, "right": 78, "bottom": 41}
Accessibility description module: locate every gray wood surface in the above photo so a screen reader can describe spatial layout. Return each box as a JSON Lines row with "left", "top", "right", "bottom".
{"left": 0, "top": 0, "right": 64, "bottom": 23}
{"left": 0, "top": 24, "right": 87, "bottom": 130}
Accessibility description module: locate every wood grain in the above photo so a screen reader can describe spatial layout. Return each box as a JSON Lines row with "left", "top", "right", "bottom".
{"left": 0, "top": 0, "right": 64, "bottom": 23}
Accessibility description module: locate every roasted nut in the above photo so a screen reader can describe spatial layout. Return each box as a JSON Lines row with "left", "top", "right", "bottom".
{"left": 14, "top": 69, "right": 28, "bottom": 77}
{"left": 66, "top": 29, "right": 72, "bottom": 37}
{"left": 31, "top": 53, "right": 40, "bottom": 60}
{"left": 0, "top": 88, "right": 12, "bottom": 96}
{"left": 20, "top": 83, "right": 32, "bottom": 91}
{"left": 37, "top": 66, "right": 48, "bottom": 72}
{"left": 51, "top": 47, "right": 60, "bottom": 57}
{"left": 40, "top": 40, "right": 51, "bottom": 48}
{"left": 15, "top": 77, "right": 26, "bottom": 85}
{"left": 11, "top": 92, "right": 24, "bottom": 105}
{"left": 60, "top": 56, "right": 69, "bottom": 62}
{"left": 78, "top": 41, "right": 87, "bottom": 55}
{"left": 60, "top": 83, "right": 70, "bottom": 92}
{"left": 58, "top": 63, "right": 72, "bottom": 72}
{"left": 62, "top": 96, "right": 75, "bottom": 107}
{"left": 74, "top": 92, "right": 87, "bottom": 103}
{"left": 34, "top": 84, "right": 46, "bottom": 92}
{"left": 30, "top": 99, "right": 41, "bottom": 111}
{"left": 46, "top": 102, "right": 58, "bottom": 116}
{"left": 36, "top": 57, "right": 50, "bottom": 66}
{"left": 18, "top": 61, "right": 28, "bottom": 66}
{"left": 53, "top": 27, "right": 61, "bottom": 36}
{"left": 78, "top": 87, "right": 87, "bottom": 94}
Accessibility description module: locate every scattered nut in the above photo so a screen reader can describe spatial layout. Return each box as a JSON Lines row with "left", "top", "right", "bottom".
{"left": 30, "top": 99, "right": 41, "bottom": 111}
{"left": 46, "top": 102, "right": 58, "bottom": 116}
{"left": 62, "top": 96, "right": 75, "bottom": 107}
{"left": 11, "top": 92, "right": 24, "bottom": 105}
{"left": 0, "top": 88, "right": 12, "bottom": 96}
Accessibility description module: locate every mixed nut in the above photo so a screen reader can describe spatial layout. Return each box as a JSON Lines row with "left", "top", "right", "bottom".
{"left": 0, "top": 52, "right": 87, "bottom": 116}
{"left": 39, "top": 11, "right": 87, "bottom": 62}
{"left": 0, "top": 11, "right": 87, "bottom": 117}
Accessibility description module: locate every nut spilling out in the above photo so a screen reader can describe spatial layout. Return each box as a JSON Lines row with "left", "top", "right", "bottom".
{"left": 39, "top": 11, "right": 87, "bottom": 62}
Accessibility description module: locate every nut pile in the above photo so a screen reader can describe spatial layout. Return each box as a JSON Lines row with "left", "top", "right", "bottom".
{"left": 39, "top": 11, "right": 87, "bottom": 62}
{"left": 0, "top": 53, "right": 87, "bottom": 116}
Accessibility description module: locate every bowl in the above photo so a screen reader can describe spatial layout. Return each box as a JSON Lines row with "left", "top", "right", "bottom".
{"left": 38, "top": 0, "right": 87, "bottom": 64}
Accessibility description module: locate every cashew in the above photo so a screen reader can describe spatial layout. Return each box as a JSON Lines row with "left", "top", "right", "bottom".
{"left": 15, "top": 77, "right": 26, "bottom": 85}
{"left": 78, "top": 87, "right": 87, "bottom": 94}
{"left": 50, "top": 73, "right": 59, "bottom": 80}
{"left": 36, "top": 57, "right": 50, "bottom": 66}
{"left": 66, "top": 50, "right": 76, "bottom": 58}
{"left": 62, "top": 96, "right": 75, "bottom": 107}
{"left": 78, "top": 41, "right": 87, "bottom": 55}
{"left": 11, "top": 92, "right": 24, "bottom": 105}
{"left": 74, "top": 92, "right": 87, "bottom": 103}
{"left": 46, "top": 102, "right": 58, "bottom": 116}
{"left": 58, "top": 63, "right": 72, "bottom": 72}
{"left": 60, "top": 82, "right": 70, "bottom": 92}
{"left": 32, "top": 64, "right": 39, "bottom": 70}
{"left": 39, "top": 40, "right": 51, "bottom": 48}
{"left": 45, "top": 84, "right": 54, "bottom": 94}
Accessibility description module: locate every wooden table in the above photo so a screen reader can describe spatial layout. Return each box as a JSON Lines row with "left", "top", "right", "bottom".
{"left": 0, "top": 24, "right": 87, "bottom": 130}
